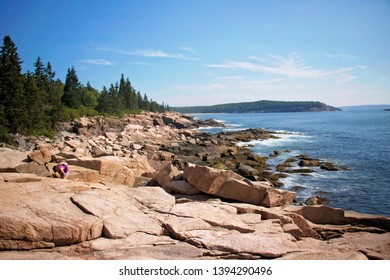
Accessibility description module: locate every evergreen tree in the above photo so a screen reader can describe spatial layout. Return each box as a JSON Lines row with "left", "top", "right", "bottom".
{"left": 137, "top": 91, "right": 143, "bottom": 110}
{"left": 62, "top": 66, "right": 81, "bottom": 108}
{"left": 97, "top": 86, "right": 110, "bottom": 113}
{"left": 33, "top": 58, "right": 63, "bottom": 128}
{"left": 24, "top": 71, "right": 49, "bottom": 133}
{"left": 46, "top": 78, "right": 63, "bottom": 128}
{"left": 142, "top": 93, "right": 150, "bottom": 111}
{"left": 107, "top": 83, "right": 118, "bottom": 113}
{"left": 126, "top": 78, "right": 138, "bottom": 110}
{"left": 45, "top": 62, "right": 56, "bottom": 82}
{"left": 117, "top": 75, "right": 126, "bottom": 112}
{"left": 33, "top": 56, "right": 46, "bottom": 87}
{"left": 79, "top": 82, "right": 98, "bottom": 109}
{"left": 0, "top": 36, "right": 27, "bottom": 134}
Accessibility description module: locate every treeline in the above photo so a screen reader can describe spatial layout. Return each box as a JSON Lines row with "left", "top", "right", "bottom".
{"left": 173, "top": 100, "right": 341, "bottom": 114}
{"left": 0, "top": 36, "right": 168, "bottom": 142}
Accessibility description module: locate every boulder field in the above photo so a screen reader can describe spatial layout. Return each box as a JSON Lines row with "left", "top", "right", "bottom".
{"left": 0, "top": 112, "right": 389, "bottom": 260}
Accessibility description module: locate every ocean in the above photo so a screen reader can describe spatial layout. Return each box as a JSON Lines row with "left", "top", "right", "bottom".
{"left": 193, "top": 106, "right": 390, "bottom": 216}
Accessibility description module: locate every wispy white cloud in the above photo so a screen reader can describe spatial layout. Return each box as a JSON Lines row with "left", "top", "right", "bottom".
{"left": 216, "top": 75, "right": 246, "bottom": 80}
{"left": 81, "top": 59, "right": 113, "bottom": 65}
{"left": 96, "top": 47, "right": 196, "bottom": 60}
{"left": 206, "top": 53, "right": 358, "bottom": 83}
{"left": 180, "top": 47, "right": 197, "bottom": 54}
{"left": 248, "top": 55, "right": 266, "bottom": 62}
{"left": 129, "top": 61, "right": 152, "bottom": 66}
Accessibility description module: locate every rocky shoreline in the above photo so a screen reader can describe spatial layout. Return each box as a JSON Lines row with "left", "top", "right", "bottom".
{"left": 0, "top": 111, "right": 389, "bottom": 260}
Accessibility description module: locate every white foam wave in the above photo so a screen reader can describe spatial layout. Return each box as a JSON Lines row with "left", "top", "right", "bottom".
{"left": 197, "top": 126, "right": 224, "bottom": 130}
{"left": 236, "top": 139, "right": 263, "bottom": 147}
{"left": 259, "top": 133, "right": 312, "bottom": 147}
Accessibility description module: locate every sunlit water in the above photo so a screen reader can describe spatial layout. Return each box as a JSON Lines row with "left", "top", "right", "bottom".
{"left": 194, "top": 107, "right": 390, "bottom": 216}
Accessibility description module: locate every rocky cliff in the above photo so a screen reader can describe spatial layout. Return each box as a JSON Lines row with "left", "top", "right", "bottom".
{"left": 0, "top": 112, "right": 389, "bottom": 260}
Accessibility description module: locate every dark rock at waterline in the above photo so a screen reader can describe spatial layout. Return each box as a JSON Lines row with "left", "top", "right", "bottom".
{"left": 285, "top": 168, "right": 315, "bottom": 174}
{"left": 269, "top": 150, "right": 282, "bottom": 157}
{"left": 196, "top": 118, "right": 226, "bottom": 128}
{"left": 305, "top": 196, "right": 327, "bottom": 205}
{"left": 276, "top": 161, "right": 295, "bottom": 172}
{"left": 284, "top": 157, "right": 297, "bottom": 163}
{"left": 235, "top": 163, "right": 260, "bottom": 179}
{"left": 299, "top": 159, "right": 321, "bottom": 167}
{"left": 320, "top": 162, "right": 346, "bottom": 171}
{"left": 291, "top": 186, "right": 306, "bottom": 192}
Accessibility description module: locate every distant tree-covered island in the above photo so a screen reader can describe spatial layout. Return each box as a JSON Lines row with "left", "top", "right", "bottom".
{"left": 173, "top": 100, "right": 341, "bottom": 114}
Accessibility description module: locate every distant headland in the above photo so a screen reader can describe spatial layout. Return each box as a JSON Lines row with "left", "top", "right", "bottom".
{"left": 172, "top": 100, "right": 341, "bottom": 114}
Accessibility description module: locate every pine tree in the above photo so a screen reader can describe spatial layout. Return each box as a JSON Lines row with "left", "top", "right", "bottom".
{"left": 62, "top": 66, "right": 81, "bottom": 108}
{"left": 97, "top": 86, "right": 110, "bottom": 113}
{"left": 33, "top": 56, "right": 46, "bottom": 87}
{"left": 32, "top": 57, "right": 63, "bottom": 129}
{"left": 117, "top": 75, "right": 126, "bottom": 112}
{"left": 107, "top": 83, "right": 118, "bottom": 114}
{"left": 142, "top": 93, "right": 150, "bottom": 111}
{"left": 137, "top": 91, "right": 143, "bottom": 110}
{"left": 45, "top": 62, "right": 56, "bottom": 82}
{"left": 24, "top": 71, "right": 49, "bottom": 133}
{"left": 79, "top": 82, "right": 98, "bottom": 109}
{"left": 0, "top": 36, "right": 27, "bottom": 134}
{"left": 44, "top": 62, "right": 62, "bottom": 128}
{"left": 126, "top": 78, "right": 138, "bottom": 110}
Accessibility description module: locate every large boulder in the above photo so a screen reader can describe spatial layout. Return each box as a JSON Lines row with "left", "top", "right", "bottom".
{"left": 155, "top": 164, "right": 182, "bottom": 191}
{"left": 27, "top": 147, "right": 52, "bottom": 165}
{"left": 66, "top": 155, "right": 155, "bottom": 187}
{"left": 183, "top": 164, "right": 244, "bottom": 194}
{"left": 165, "top": 180, "right": 200, "bottom": 195}
{"left": 285, "top": 205, "right": 345, "bottom": 225}
{"left": 183, "top": 164, "right": 295, "bottom": 207}
{"left": 0, "top": 148, "right": 28, "bottom": 172}
{"left": 15, "top": 161, "right": 51, "bottom": 177}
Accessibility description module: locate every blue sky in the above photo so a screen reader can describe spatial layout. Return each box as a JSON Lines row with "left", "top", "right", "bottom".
{"left": 1, "top": 0, "right": 389, "bottom": 107}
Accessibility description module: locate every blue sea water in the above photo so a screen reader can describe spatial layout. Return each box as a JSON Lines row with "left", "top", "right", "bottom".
{"left": 193, "top": 107, "right": 390, "bottom": 216}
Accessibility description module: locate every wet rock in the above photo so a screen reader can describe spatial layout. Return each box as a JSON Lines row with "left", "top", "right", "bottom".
{"left": 285, "top": 168, "right": 315, "bottom": 174}
{"left": 305, "top": 196, "right": 327, "bottom": 205}
{"left": 269, "top": 150, "right": 281, "bottom": 157}
{"left": 320, "top": 162, "right": 344, "bottom": 171}
{"left": 236, "top": 162, "right": 260, "bottom": 179}
{"left": 299, "top": 159, "right": 321, "bottom": 167}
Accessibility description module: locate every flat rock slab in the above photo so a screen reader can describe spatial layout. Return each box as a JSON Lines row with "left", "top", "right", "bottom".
{"left": 328, "top": 232, "right": 390, "bottom": 260}
{"left": 0, "top": 174, "right": 103, "bottom": 250}
{"left": 189, "top": 230, "right": 297, "bottom": 258}
{"left": 171, "top": 202, "right": 254, "bottom": 233}
{"left": 71, "top": 188, "right": 163, "bottom": 239}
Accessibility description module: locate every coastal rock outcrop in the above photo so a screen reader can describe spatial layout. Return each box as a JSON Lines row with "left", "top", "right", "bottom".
{"left": 0, "top": 112, "right": 389, "bottom": 260}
